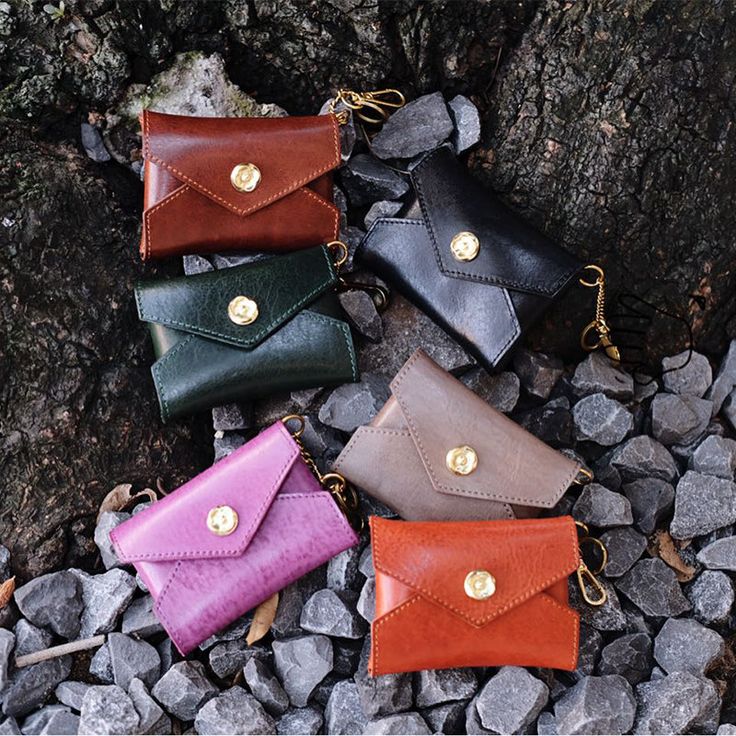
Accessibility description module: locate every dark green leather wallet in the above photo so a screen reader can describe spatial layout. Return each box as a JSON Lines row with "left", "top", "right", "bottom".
{"left": 135, "top": 245, "right": 359, "bottom": 422}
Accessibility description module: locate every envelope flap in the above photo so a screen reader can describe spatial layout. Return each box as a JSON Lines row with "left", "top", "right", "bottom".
{"left": 371, "top": 516, "right": 579, "bottom": 626}
{"left": 110, "top": 422, "right": 300, "bottom": 562}
{"left": 143, "top": 110, "right": 340, "bottom": 216}
{"left": 411, "top": 146, "right": 582, "bottom": 297}
{"left": 135, "top": 246, "right": 337, "bottom": 349}
{"left": 390, "top": 350, "right": 581, "bottom": 508}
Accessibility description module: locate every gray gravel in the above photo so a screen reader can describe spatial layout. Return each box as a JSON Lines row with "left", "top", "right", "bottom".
{"left": 2, "top": 95, "right": 735, "bottom": 736}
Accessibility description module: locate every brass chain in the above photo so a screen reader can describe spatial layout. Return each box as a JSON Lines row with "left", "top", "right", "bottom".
{"left": 282, "top": 415, "right": 364, "bottom": 532}
{"left": 579, "top": 265, "right": 621, "bottom": 363}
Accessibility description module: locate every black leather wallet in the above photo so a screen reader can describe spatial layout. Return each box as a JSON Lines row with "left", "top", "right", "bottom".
{"left": 356, "top": 146, "right": 583, "bottom": 370}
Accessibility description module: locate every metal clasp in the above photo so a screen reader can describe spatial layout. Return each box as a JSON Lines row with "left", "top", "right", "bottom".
{"left": 575, "top": 521, "right": 608, "bottom": 607}
{"left": 328, "top": 88, "right": 406, "bottom": 126}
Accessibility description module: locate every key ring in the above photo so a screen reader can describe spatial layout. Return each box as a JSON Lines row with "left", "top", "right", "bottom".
{"left": 326, "top": 240, "right": 348, "bottom": 270}
{"left": 282, "top": 414, "right": 305, "bottom": 438}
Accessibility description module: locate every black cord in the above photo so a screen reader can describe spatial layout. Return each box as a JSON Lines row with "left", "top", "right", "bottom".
{"left": 607, "top": 292, "right": 693, "bottom": 385}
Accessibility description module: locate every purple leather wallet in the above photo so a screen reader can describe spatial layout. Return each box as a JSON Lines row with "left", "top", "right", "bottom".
{"left": 110, "top": 420, "right": 359, "bottom": 654}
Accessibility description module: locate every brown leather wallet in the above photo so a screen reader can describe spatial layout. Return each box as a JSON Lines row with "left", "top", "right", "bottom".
{"left": 333, "top": 349, "right": 584, "bottom": 521}
{"left": 369, "top": 515, "right": 581, "bottom": 675}
{"left": 139, "top": 110, "right": 340, "bottom": 260}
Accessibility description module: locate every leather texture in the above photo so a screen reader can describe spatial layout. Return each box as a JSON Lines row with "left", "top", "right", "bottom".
{"left": 333, "top": 349, "right": 581, "bottom": 521}
{"left": 139, "top": 110, "right": 340, "bottom": 260}
{"left": 356, "top": 146, "right": 583, "bottom": 371}
{"left": 110, "top": 421, "right": 359, "bottom": 655}
{"left": 369, "top": 515, "right": 580, "bottom": 675}
{"left": 136, "top": 246, "right": 359, "bottom": 422}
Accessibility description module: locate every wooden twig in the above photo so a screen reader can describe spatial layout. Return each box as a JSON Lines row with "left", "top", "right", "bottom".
{"left": 15, "top": 635, "right": 105, "bottom": 668}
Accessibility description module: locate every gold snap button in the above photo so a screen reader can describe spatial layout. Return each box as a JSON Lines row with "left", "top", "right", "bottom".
{"left": 446, "top": 445, "right": 478, "bottom": 476}
{"left": 450, "top": 231, "right": 480, "bottom": 262}
{"left": 207, "top": 505, "right": 239, "bottom": 536}
{"left": 228, "top": 295, "right": 259, "bottom": 325}
{"left": 464, "top": 570, "right": 496, "bottom": 600}
{"left": 230, "top": 163, "right": 261, "bottom": 193}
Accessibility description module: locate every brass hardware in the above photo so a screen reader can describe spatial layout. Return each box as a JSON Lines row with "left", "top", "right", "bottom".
{"left": 328, "top": 88, "right": 406, "bottom": 126}
{"left": 207, "top": 505, "right": 239, "bottom": 536}
{"left": 575, "top": 521, "right": 608, "bottom": 606}
{"left": 228, "top": 295, "right": 259, "bottom": 325}
{"left": 464, "top": 570, "right": 496, "bottom": 600}
{"left": 579, "top": 264, "right": 620, "bottom": 363}
{"left": 282, "top": 415, "right": 364, "bottom": 532}
{"left": 446, "top": 445, "right": 478, "bottom": 476}
{"left": 573, "top": 467, "right": 594, "bottom": 485}
{"left": 450, "top": 231, "right": 480, "bottom": 262}
{"left": 230, "top": 163, "right": 261, "bottom": 193}
{"left": 282, "top": 414, "right": 306, "bottom": 438}
{"left": 576, "top": 562, "right": 608, "bottom": 606}
{"left": 326, "top": 240, "right": 349, "bottom": 270}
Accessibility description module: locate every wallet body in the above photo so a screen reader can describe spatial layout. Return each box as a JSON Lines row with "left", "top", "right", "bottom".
{"left": 369, "top": 515, "right": 580, "bottom": 675}
{"left": 357, "top": 146, "right": 583, "bottom": 371}
{"left": 111, "top": 421, "right": 359, "bottom": 655}
{"left": 140, "top": 110, "right": 340, "bottom": 259}
{"left": 136, "top": 246, "right": 359, "bottom": 422}
{"left": 333, "top": 349, "right": 581, "bottom": 521}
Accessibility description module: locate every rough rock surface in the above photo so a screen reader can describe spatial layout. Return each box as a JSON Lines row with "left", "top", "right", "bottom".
{"left": 4, "top": 6, "right": 736, "bottom": 730}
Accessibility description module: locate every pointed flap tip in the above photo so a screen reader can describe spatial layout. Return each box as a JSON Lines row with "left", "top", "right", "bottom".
{"left": 111, "top": 422, "right": 300, "bottom": 563}
{"left": 388, "top": 350, "right": 581, "bottom": 509}
{"left": 142, "top": 110, "right": 340, "bottom": 217}
{"left": 135, "top": 246, "right": 337, "bottom": 349}
{"left": 410, "top": 146, "right": 582, "bottom": 297}
{"left": 372, "top": 516, "right": 579, "bottom": 627}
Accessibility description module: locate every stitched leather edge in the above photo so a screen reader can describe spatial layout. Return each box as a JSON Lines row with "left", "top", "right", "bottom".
{"left": 333, "top": 427, "right": 515, "bottom": 520}
{"left": 410, "top": 147, "right": 581, "bottom": 296}
{"left": 370, "top": 595, "right": 421, "bottom": 676}
{"left": 142, "top": 110, "right": 341, "bottom": 218}
{"left": 147, "top": 310, "right": 357, "bottom": 423}
{"left": 299, "top": 187, "right": 340, "bottom": 239}
{"left": 150, "top": 335, "right": 196, "bottom": 423}
{"left": 152, "top": 491, "right": 358, "bottom": 654}
{"left": 359, "top": 219, "right": 521, "bottom": 366}
{"left": 390, "top": 351, "right": 581, "bottom": 505}
{"left": 371, "top": 517, "right": 580, "bottom": 627}
{"left": 136, "top": 246, "right": 337, "bottom": 348}
{"left": 112, "top": 427, "right": 298, "bottom": 562}
{"left": 370, "top": 592, "right": 579, "bottom": 674}
{"left": 142, "top": 180, "right": 340, "bottom": 260}
{"left": 141, "top": 180, "right": 189, "bottom": 260}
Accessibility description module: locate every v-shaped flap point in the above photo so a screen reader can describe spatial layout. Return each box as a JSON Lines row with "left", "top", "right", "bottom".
{"left": 143, "top": 110, "right": 340, "bottom": 217}
{"left": 135, "top": 246, "right": 337, "bottom": 349}
{"left": 389, "top": 350, "right": 581, "bottom": 508}
{"left": 371, "top": 516, "right": 579, "bottom": 627}
{"left": 111, "top": 423, "right": 299, "bottom": 562}
{"left": 410, "top": 146, "right": 582, "bottom": 297}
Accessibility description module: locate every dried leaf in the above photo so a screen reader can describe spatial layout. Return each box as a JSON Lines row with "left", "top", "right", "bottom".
{"left": 650, "top": 530, "right": 697, "bottom": 582}
{"left": 246, "top": 593, "right": 279, "bottom": 646}
{"left": 97, "top": 484, "right": 157, "bottom": 522}
{"left": 0, "top": 577, "right": 15, "bottom": 609}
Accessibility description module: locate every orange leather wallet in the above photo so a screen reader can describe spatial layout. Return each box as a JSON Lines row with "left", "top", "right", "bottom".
{"left": 139, "top": 110, "right": 340, "bottom": 260}
{"left": 369, "top": 515, "right": 586, "bottom": 675}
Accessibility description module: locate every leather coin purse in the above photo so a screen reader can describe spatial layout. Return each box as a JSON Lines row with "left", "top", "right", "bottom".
{"left": 369, "top": 515, "right": 603, "bottom": 675}
{"left": 333, "top": 349, "right": 587, "bottom": 521}
{"left": 139, "top": 110, "right": 340, "bottom": 260}
{"left": 136, "top": 244, "right": 358, "bottom": 422}
{"left": 111, "top": 418, "right": 360, "bottom": 655}
{"left": 356, "top": 145, "right": 584, "bottom": 371}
